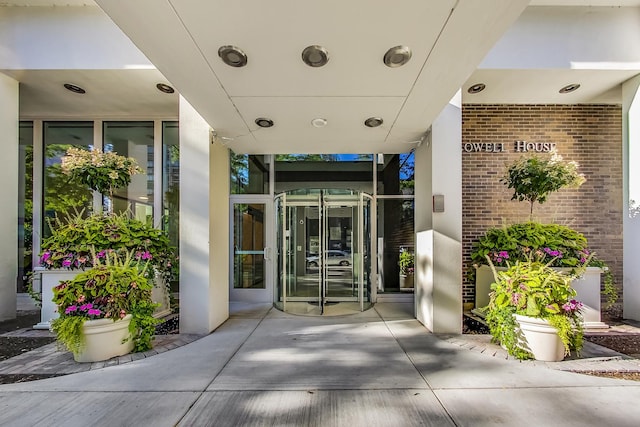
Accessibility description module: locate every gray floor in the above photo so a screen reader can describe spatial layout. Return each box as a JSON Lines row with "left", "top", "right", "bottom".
{"left": 2, "top": 302, "right": 640, "bottom": 427}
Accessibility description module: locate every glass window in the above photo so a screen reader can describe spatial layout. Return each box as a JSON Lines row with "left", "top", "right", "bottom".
{"left": 230, "top": 152, "right": 270, "bottom": 194}
{"left": 233, "top": 203, "right": 266, "bottom": 288}
{"left": 274, "top": 154, "right": 373, "bottom": 194}
{"left": 376, "top": 152, "right": 415, "bottom": 195}
{"left": 103, "top": 121, "right": 154, "bottom": 220}
{"left": 18, "top": 122, "right": 33, "bottom": 292}
{"left": 43, "top": 121, "right": 94, "bottom": 236}
{"left": 162, "top": 122, "right": 179, "bottom": 249}
{"left": 376, "top": 198, "right": 415, "bottom": 293}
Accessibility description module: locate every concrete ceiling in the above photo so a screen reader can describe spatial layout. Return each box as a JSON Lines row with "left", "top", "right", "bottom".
{"left": 3, "top": 1, "right": 638, "bottom": 154}
{"left": 3, "top": 69, "right": 178, "bottom": 119}
{"left": 91, "top": 0, "right": 531, "bottom": 154}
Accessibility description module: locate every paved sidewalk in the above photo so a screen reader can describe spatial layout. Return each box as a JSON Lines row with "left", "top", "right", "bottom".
{"left": 1, "top": 302, "right": 640, "bottom": 426}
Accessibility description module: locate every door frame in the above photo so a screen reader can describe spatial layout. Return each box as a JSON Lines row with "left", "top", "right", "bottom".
{"left": 275, "top": 191, "right": 373, "bottom": 313}
{"left": 229, "top": 195, "right": 274, "bottom": 303}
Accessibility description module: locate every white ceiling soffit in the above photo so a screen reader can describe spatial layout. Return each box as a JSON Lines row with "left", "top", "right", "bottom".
{"left": 463, "top": 69, "right": 638, "bottom": 104}
{"left": 95, "top": 0, "right": 529, "bottom": 154}
{"left": 3, "top": 69, "right": 177, "bottom": 119}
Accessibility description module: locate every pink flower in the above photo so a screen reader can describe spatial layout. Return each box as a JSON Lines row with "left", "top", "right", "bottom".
{"left": 87, "top": 308, "right": 102, "bottom": 316}
{"left": 65, "top": 305, "right": 78, "bottom": 314}
{"left": 62, "top": 259, "right": 72, "bottom": 268}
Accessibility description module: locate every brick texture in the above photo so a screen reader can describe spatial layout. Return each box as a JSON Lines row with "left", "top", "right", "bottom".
{"left": 462, "top": 104, "right": 623, "bottom": 315}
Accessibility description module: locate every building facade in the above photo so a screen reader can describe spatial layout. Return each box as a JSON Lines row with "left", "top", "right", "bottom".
{"left": 1, "top": 1, "right": 639, "bottom": 335}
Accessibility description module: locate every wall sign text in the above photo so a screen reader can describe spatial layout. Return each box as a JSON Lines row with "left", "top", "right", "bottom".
{"left": 462, "top": 140, "right": 557, "bottom": 153}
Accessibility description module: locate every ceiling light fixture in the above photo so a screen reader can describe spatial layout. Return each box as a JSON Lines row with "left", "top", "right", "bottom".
{"left": 467, "top": 83, "right": 486, "bottom": 94}
{"left": 383, "top": 46, "right": 412, "bottom": 68}
{"left": 156, "top": 83, "right": 175, "bottom": 94}
{"left": 63, "top": 83, "right": 86, "bottom": 94}
{"left": 218, "top": 45, "right": 248, "bottom": 67}
{"left": 364, "top": 117, "right": 384, "bottom": 128}
{"left": 302, "top": 45, "right": 329, "bottom": 67}
{"left": 311, "top": 118, "right": 328, "bottom": 128}
{"left": 559, "top": 83, "right": 580, "bottom": 94}
{"left": 255, "top": 118, "right": 274, "bottom": 128}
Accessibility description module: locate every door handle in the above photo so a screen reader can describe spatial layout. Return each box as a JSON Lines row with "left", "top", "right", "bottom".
{"left": 263, "top": 247, "right": 271, "bottom": 260}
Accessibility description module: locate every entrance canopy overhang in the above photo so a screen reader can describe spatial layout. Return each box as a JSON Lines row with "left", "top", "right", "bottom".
{"left": 95, "top": 0, "right": 530, "bottom": 154}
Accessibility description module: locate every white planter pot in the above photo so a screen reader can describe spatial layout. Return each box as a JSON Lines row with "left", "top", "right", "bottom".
{"left": 475, "top": 265, "right": 606, "bottom": 328}
{"left": 34, "top": 269, "right": 81, "bottom": 330}
{"left": 399, "top": 273, "right": 414, "bottom": 290}
{"left": 35, "top": 268, "right": 171, "bottom": 329}
{"left": 514, "top": 314, "right": 565, "bottom": 362}
{"left": 74, "top": 314, "right": 134, "bottom": 363}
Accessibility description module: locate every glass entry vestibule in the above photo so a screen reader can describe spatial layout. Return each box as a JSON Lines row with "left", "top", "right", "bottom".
{"left": 275, "top": 190, "right": 373, "bottom": 315}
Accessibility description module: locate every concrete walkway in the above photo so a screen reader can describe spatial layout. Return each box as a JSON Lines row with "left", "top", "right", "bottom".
{"left": 1, "top": 302, "right": 640, "bottom": 426}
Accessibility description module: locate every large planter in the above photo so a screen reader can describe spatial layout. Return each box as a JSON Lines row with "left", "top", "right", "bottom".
{"left": 35, "top": 268, "right": 170, "bottom": 329}
{"left": 399, "top": 273, "right": 414, "bottom": 290}
{"left": 74, "top": 314, "right": 134, "bottom": 363}
{"left": 475, "top": 265, "right": 607, "bottom": 328}
{"left": 514, "top": 314, "right": 565, "bottom": 362}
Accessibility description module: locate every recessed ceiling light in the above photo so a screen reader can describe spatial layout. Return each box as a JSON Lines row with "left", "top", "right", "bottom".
{"left": 302, "top": 45, "right": 329, "bottom": 67}
{"left": 559, "top": 83, "right": 580, "bottom": 94}
{"left": 383, "top": 46, "right": 412, "bottom": 68}
{"left": 255, "top": 118, "right": 274, "bottom": 128}
{"left": 218, "top": 45, "right": 248, "bottom": 67}
{"left": 467, "top": 83, "right": 486, "bottom": 94}
{"left": 311, "top": 118, "right": 328, "bottom": 128}
{"left": 156, "top": 83, "right": 175, "bottom": 94}
{"left": 364, "top": 117, "right": 384, "bottom": 128}
{"left": 63, "top": 83, "right": 86, "bottom": 94}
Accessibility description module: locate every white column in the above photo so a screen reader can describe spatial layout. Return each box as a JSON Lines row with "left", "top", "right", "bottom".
{"left": 179, "top": 96, "right": 229, "bottom": 334}
{"left": 0, "top": 74, "right": 18, "bottom": 321}
{"left": 414, "top": 91, "right": 463, "bottom": 333}
{"left": 623, "top": 74, "right": 640, "bottom": 321}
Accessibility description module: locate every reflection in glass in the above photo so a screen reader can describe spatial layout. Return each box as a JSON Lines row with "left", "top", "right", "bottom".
{"left": 162, "top": 122, "right": 179, "bottom": 248}
{"left": 233, "top": 204, "right": 266, "bottom": 289}
{"left": 275, "top": 154, "right": 373, "bottom": 194}
{"left": 103, "top": 121, "right": 154, "bottom": 220}
{"left": 230, "top": 152, "right": 269, "bottom": 194}
{"left": 43, "top": 121, "right": 94, "bottom": 237}
{"left": 18, "top": 122, "right": 33, "bottom": 292}
{"left": 376, "top": 152, "right": 415, "bottom": 195}
{"left": 377, "top": 198, "right": 415, "bottom": 293}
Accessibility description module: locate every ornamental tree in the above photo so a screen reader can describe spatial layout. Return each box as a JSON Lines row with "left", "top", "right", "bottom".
{"left": 501, "top": 151, "right": 585, "bottom": 218}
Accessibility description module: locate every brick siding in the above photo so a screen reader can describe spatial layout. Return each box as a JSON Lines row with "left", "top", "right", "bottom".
{"left": 462, "top": 104, "right": 623, "bottom": 316}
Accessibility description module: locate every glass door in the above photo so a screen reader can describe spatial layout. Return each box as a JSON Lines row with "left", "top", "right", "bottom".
{"left": 275, "top": 190, "right": 372, "bottom": 315}
{"left": 230, "top": 197, "right": 273, "bottom": 302}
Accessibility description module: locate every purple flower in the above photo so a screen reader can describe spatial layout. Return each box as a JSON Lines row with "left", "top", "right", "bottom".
{"left": 562, "top": 299, "right": 583, "bottom": 313}
{"left": 79, "top": 303, "right": 93, "bottom": 311}
{"left": 61, "top": 259, "right": 72, "bottom": 267}
{"left": 543, "top": 247, "right": 563, "bottom": 258}
{"left": 96, "top": 250, "right": 106, "bottom": 259}
{"left": 87, "top": 308, "right": 102, "bottom": 316}
{"left": 65, "top": 305, "right": 78, "bottom": 314}
{"left": 41, "top": 251, "right": 51, "bottom": 263}
{"left": 498, "top": 251, "right": 509, "bottom": 259}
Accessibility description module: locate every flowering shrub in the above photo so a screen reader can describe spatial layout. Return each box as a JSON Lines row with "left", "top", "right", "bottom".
{"left": 501, "top": 151, "right": 585, "bottom": 217}
{"left": 486, "top": 256, "right": 585, "bottom": 360}
{"left": 40, "top": 210, "right": 178, "bottom": 285}
{"left": 471, "top": 222, "right": 617, "bottom": 307}
{"left": 61, "top": 147, "right": 143, "bottom": 196}
{"left": 398, "top": 249, "right": 415, "bottom": 276}
{"left": 50, "top": 250, "right": 159, "bottom": 355}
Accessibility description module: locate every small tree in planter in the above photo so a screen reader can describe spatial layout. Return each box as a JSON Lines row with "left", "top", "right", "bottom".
{"left": 501, "top": 151, "right": 585, "bottom": 218}
{"left": 36, "top": 147, "right": 177, "bottom": 333}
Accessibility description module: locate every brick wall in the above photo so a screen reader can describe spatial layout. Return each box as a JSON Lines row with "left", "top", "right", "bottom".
{"left": 462, "top": 104, "right": 623, "bottom": 315}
